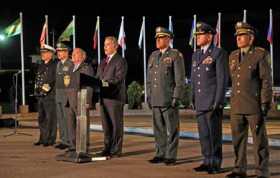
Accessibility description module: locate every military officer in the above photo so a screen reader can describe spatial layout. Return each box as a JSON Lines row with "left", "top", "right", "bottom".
{"left": 226, "top": 22, "right": 272, "bottom": 178}
{"left": 191, "top": 22, "right": 229, "bottom": 174}
{"left": 55, "top": 42, "right": 74, "bottom": 150}
{"left": 147, "top": 27, "right": 185, "bottom": 166}
{"left": 34, "top": 44, "right": 57, "bottom": 147}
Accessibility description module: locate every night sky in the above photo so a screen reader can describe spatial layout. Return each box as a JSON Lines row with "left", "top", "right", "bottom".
{"left": 0, "top": 6, "right": 279, "bottom": 108}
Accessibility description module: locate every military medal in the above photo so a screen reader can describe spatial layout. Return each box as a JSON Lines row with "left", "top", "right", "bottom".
{"left": 163, "top": 57, "right": 172, "bottom": 64}
{"left": 202, "top": 56, "right": 214, "bottom": 64}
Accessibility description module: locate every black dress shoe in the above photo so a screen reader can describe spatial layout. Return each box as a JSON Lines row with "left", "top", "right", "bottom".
{"left": 96, "top": 150, "right": 111, "bottom": 157}
{"left": 208, "top": 167, "right": 221, "bottom": 174}
{"left": 164, "top": 159, "right": 176, "bottom": 166}
{"left": 194, "top": 164, "right": 209, "bottom": 172}
{"left": 110, "top": 152, "right": 122, "bottom": 158}
{"left": 43, "top": 143, "right": 50, "bottom": 147}
{"left": 33, "top": 141, "right": 42, "bottom": 146}
{"left": 55, "top": 143, "right": 68, "bottom": 150}
{"left": 148, "top": 157, "right": 165, "bottom": 164}
{"left": 225, "top": 172, "right": 247, "bottom": 178}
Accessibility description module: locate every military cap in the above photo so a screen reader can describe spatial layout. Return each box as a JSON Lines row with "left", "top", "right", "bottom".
{"left": 235, "top": 21, "right": 255, "bottom": 36}
{"left": 56, "top": 41, "right": 71, "bottom": 51}
{"left": 155, "top": 26, "right": 174, "bottom": 38}
{"left": 195, "top": 22, "right": 216, "bottom": 35}
{"left": 40, "top": 44, "right": 56, "bottom": 53}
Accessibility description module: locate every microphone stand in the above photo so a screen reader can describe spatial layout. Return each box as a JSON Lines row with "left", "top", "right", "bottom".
{"left": 4, "top": 71, "right": 32, "bottom": 137}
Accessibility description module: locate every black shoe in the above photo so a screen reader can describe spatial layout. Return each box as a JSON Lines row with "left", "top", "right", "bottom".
{"left": 194, "top": 164, "right": 209, "bottom": 172}
{"left": 208, "top": 167, "right": 222, "bottom": 174}
{"left": 96, "top": 150, "right": 111, "bottom": 157}
{"left": 55, "top": 143, "right": 68, "bottom": 150}
{"left": 33, "top": 141, "right": 42, "bottom": 146}
{"left": 257, "top": 176, "right": 268, "bottom": 178}
{"left": 225, "top": 172, "right": 247, "bottom": 178}
{"left": 43, "top": 143, "right": 50, "bottom": 147}
{"left": 164, "top": 159, "right": 176, "bottom": 166}
{"left": 148, "top": 157, "right": 165, "bottom": 164}
{"left": 110, "top": 152, "right": 122, "bottom": 158}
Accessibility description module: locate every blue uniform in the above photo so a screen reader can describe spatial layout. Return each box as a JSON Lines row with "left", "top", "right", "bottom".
{"left": 191, "top": 44, "right": 228, "bottom": 168}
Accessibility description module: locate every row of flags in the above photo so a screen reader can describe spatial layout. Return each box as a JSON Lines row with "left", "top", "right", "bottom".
{"left": 3, "top": 12, "right": 273, "bottom": 54}
{"left": 0, "top": 10, "right": 275, "bottom": 105}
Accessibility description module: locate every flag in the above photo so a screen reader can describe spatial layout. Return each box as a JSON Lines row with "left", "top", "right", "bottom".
{"left": 214, "top": 14, "right": 221, "bottom": 47}
{"left": 40, "top": 21, "right": 47, "bottom": 47}
{"left": 188, "top": 18, "right": 196, "bottom": 47}
{"left": 267, "top": 15, "right": 272, "bottom": 44}
{"left": 4, "top": 18, "right": 21, "bottom": 38}
{"left": 118, "top": 18, "right": 126, "bottom": 50}
{"left": 58, "top": 20, "right": 74, "bottom": 42}
{"left": 93, "top": 18, "right": 99, "bottom": 49}
{"left": 138, "top": 19, "right": 144, "bottom": 49}
{"left": 169, "top": 16, "right": 173, "bottom": 48}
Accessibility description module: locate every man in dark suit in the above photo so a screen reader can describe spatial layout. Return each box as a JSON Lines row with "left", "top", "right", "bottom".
{"left": 226, "top": 22, "right": 272, "bottom": 178}
{"left": 55, "top": 42, "right": 74, "bottom": 150}
{"left": 191, "top": 22, "right": 228, "bottom": 174}
{"left": 147, "top": 27, "right": 185, "bottom": 166}
{"left": 64, "top": 48, "right": 93, "bottom": 153}
{"left": 96, "top": 36, "right": 127, "bottom": 158}
{"left": 34, "top": 44, "right": 57, "bottom": 147}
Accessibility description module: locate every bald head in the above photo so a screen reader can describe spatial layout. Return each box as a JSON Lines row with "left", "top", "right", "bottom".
{"left": 72, "top": 48, "right": 87, "bottom": 64}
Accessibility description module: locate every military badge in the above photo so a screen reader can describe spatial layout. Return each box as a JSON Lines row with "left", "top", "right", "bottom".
{"left": 64, "top": 75, "right": 71, "bottom": 87}
{"left": 202, "top": 56, "right": 214, "bottom": 64}
{"left": 42, "top": 83, "right": 51, "bottom": 92}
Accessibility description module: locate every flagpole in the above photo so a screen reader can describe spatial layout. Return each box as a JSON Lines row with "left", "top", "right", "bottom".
{"left": 169, "top": 16, "right": 173, "bottom": 48}
{"left": 121, "top": 16, "right": 125, "bottom": 58}
{"left": 97, "top": 16, "right": 101, "bottom": 64}
{"left": 143, "top": 16, "right": 147, "bottom": 103}
{"left": 269, "top": 9, "right": 274, "bottom": 86}
{"left": 193, "top": 14, "right": 197, "bottom": 52}
{"left": 52, "top": 29, "right": 55, "bottom": 48}
{"left": 20, "top": 12, "right": 26, "bottom": 105}
{"left": 73, "top": 15, "right": 76, "bottom": 48}
{"left": 243, "top": 9, "right": 247, "bottom": 22}
{"left": 218, "top": 12, "right": 221, "bottom": 48}
{"left": 45, "top": 15, "right": 49, "bottom": 45}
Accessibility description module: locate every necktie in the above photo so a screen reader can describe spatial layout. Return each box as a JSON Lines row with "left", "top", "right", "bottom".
{"left": 240, "top": 52, "right": 245, "bottom": 63}
{"left": 105, "top": 56, "right": 110, "bottom": 64}
{"left": 157, "top": 52, "right": 162, "bottom": 65}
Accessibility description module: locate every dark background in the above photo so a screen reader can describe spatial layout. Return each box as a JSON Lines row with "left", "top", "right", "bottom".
{"left": 0, "top": 5, "right": 279, "bottom": 112}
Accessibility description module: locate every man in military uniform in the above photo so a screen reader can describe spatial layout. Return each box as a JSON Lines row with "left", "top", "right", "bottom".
{"left": 34, "top": 44, "right": 57, "bottom": 147}
{"left": 147, "top": 27, "right": 185, "bottom": 166}
{"left": 65, "top": 48, "right": 93, "bottom": 153}
{"left": 226, "top": 22, "right": 272, "bottom": 178}
{"left": 191, "top": 22, "right": 228, "bottom": 174}
{"left": 55, "top": 42, "right": 74, "bottom": 150}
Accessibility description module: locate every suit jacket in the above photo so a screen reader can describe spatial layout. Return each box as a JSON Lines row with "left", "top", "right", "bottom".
{"left": 147, "top": 47, "right": 185, "bottom": 107}
{"left": 96, "top": 53, "right": 127, "bottom": 104}
{"left": 229, "top": 46, "right": 272, "bottom": 114}
{"left": 67, "top": 62, "right": 94, "bottom": 110}
{"left": 191, "top": 44, "right": 229, "bottom": 112}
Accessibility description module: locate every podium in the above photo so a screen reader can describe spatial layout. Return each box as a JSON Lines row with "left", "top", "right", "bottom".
{"left": 56, "top": 74, "right": 107, "bottom": 163}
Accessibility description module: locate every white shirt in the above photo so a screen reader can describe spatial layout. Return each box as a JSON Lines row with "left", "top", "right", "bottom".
{"left": 106, "top": 52, "right": 117, "bottom": 64}
{"left": 201, "top": 43, "right": 211, "bottom": 54}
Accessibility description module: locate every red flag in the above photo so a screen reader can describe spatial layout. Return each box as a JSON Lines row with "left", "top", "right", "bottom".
{"left": 40, "top": 22, "right": 47, "bottom": 47}
{"left": 93, "top": 18, "right": 99, "bottom": 49}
